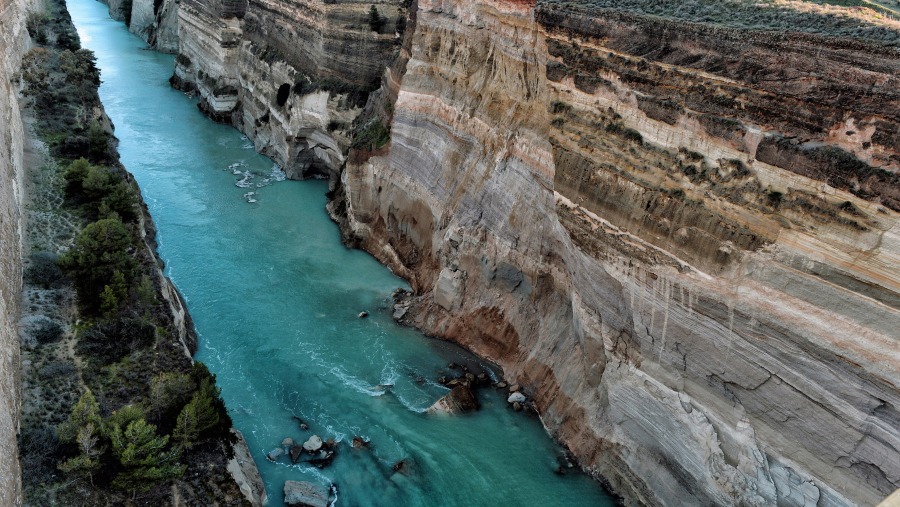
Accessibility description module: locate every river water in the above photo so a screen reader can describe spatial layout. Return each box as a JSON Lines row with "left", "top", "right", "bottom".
{"left": 70, "top": 1, "right": 615, "bottom": 504}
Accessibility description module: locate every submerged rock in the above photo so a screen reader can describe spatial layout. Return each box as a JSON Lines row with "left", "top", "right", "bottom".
{"left": 266, "top": 448, "right": 284, "bottom": 462}
{"left": 352, "top": 436, "right": 370, "bottom": 449}
{"left": 281, "top": 437, "right": 294, "bottom": 448}
{"left": 303, "top": 435, "right": 324, "bottom": 452}
{"left": 283, "top": 480, "right": 328, "bottom": 507}
{"left": 427, "top": 385, "right": 479, "bottom": 414}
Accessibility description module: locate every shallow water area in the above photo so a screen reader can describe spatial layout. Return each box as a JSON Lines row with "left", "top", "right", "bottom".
{"left": 69, "top": 1, "right": 616, "bottom": 504}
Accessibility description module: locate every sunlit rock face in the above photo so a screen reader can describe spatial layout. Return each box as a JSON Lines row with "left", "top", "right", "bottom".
{"left": 175, "top": 0, "right": 900, "bottom": 503}
{"left": 339, "top": 0, "right": 900, "bottom": 505}
{"left": 172, "top": 0, "right": 405, "bottom": 178}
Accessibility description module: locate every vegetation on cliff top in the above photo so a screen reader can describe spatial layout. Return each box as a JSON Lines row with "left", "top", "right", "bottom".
{"left": 538, "top": 0, "right": 900, "bottom": 46}
{"left": 17, "top": 0, "right": 246, "bottom": 503}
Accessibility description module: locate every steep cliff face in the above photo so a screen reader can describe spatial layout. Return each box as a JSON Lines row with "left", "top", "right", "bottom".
{"left": 102, "top": 0, "right": 179, "bottom": 52}
{"left": 0, "top": 0, "right": 37, "bottom": 502}
{"left": 340, "top": 1, "right": 900, "bottom": 505}
{"left": 172, "top": 0, "right": 405, "bottom": 178}
{"left": 178, "top": 0, "right": 900, "bottom": 504}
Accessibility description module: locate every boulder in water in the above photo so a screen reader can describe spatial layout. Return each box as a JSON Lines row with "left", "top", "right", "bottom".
{"left": 352, "top": 436, "right": 370, "bottom": 449}
{"left": 358, "top": 311, "right": 368, "bottom": 318}
{"left": 266, "top": 448, "right": 284, "bottom": 462}
{"left": 427, "top": 385, "right": 479, "bottom": 414}
{"left": 284, "top": 480, "right": 329, "bottom": 507}
{"left": 303, "top": 435, "right": 324, "bottom": 452}
{"left": 281, "top": 437, "right": 294, "bottom": 448}
{"left": 508, "top": 392, "right": 526, "bottom": 404}
{"left": 290, "top": 445, "right": 303, "bottom": 463}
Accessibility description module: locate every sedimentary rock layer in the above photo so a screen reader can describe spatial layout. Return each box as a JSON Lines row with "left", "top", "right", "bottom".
{"left": 0, "top": 0, "right": 37, "bottom": 502}
{"left": 172, "top": 0, "right": 404, "bottom": 178}
{"left": 340, "top": 1, "right": 900, "bottom": 505}
{"left": 179, "top": 0, "right": 900, "bottom": 503}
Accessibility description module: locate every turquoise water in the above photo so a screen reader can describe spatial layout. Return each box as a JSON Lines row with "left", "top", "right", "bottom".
{"left": 69, "top": 1, "right": 615, "bottom": 504}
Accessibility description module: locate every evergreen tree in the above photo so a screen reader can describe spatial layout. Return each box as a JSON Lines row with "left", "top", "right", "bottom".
{"left": 173, "top": 378, "right": 220, "bottom": 448}
{"left": 111, "top": 419, "right": 184, "bottom": 493}
{"left": 58, "top": 215, "right": 137, "bottom": 314}
{"left": 57, "top": 390, "right": 105, "bottom": 485}
{"left": 368, "top": 5, "right": 386, "bottom": 32}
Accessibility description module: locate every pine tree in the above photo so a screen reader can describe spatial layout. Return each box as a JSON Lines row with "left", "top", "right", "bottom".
{"left": 173, "top": 378, "right": 220, "bottom": 448}
{"left": 111, "top": 419, "right": 185, "bottom": 493}
{"left": 57, "top": 390, "right": 105, "bottom": 485}
{"left": 368, "top": 5, "right": 385, "bottom": 33}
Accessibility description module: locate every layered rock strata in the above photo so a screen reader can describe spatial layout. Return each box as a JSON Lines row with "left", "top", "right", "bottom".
{"left": 172, "top": 0, "right": 405, "bottom": 178}
{"left": 179, "top": 0, "right": 900, "bottom": 504}
{"left": 0, "top": 0, "right": 38, "bottom": 502}
{"left": 341, "top": 1, "right": 900, "bottom": 505}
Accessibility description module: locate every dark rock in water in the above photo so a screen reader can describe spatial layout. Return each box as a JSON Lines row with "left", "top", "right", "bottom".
{"left": 290, "top": 445, "right": 303, "bottom": 463}
{"left": 477, "top": 373, "right": 488, "bottom": 382}
{"left": 437, "top": 376, "right": 448, "bottom": 385}
{"left": 465, "top": 372, "right": 475, "bottom": 383}
{"left": 496, "top": 381, "right": 508, "bottom": 389}
{"left": 352, "top": 436, "right": 370, "bottom": 449}
{"left": 358, "top": 311, "right": 369, "bottom": 318}
{"left": 307, "top": 450, "right": 335, "bottom": 468}
{"left": 427, "top": 385, "right": 479, "bottom": 414}
{"left": 266, "top": 447, "right": 284, "bottom": 462}
{"left": 415, "top": 376, "right": 426, "bottom": 384}
{"left": 325, "top": 438, "right": 336, "bottom": 448}
{"left": 284, "top": 480, "right": 329, "bottom": 507}
{"left": 293, "top": 415, "right": 309, "bottom": 431}
{"left": 448, "top": 362, "right": 458, "bottom": 370}
{"left": 512, "top": 401, "right": 523, "bottom": 412}
{"left": 393, "top": 459, "right": 407, "bottom": 473}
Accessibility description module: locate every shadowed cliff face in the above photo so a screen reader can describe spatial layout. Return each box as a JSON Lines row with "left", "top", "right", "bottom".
{"left": 0, "top": 0, "right": 36, "bottom": 502}
{"left": 175, "top": 0, "right": 900, "bottom": 504}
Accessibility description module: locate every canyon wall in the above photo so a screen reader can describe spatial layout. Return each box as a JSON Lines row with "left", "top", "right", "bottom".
{"left": 177, "top": 0, "right": 900, "bottom": 504}
{"left": 102, "top": 0, "right": 178, "bottom": 52}
{"left": 171, "top": 0, "right": 405, "bottom": 178}
{"left": 0, "top": 0, "right": 36, "bottom": 502}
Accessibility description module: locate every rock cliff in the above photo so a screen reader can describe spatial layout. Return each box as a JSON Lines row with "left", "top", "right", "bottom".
{"left": 171, "top": 0, "right": 405, "bottom": 177}
{"left": 176, "top": 0, "right": 900, "bottom": 504}
{"left": 101, "top": 0, "right": 179, "bottom": 52}
{"left": 0, "top": 0, "right": 38, "bottom": 502}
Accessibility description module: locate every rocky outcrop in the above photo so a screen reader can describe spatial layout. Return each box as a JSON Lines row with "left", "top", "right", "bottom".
{"left": 177, "top": 0, "right": 900, "bottom": 504}
{"left": 0, "top": 0, "right": 38, "bottom": 502}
